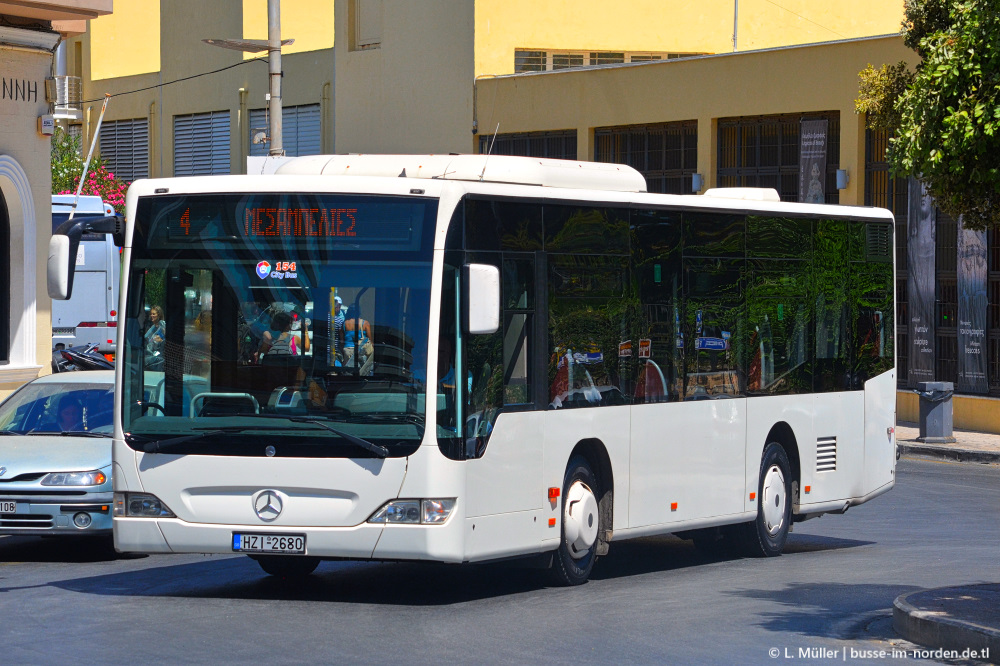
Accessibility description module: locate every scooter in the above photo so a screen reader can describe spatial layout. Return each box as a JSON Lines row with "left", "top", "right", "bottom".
{"left": 51, "top": 343, "right": 115, "bottom": 372}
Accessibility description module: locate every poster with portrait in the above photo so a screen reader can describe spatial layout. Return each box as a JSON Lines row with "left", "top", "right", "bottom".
{"left": 907, "top": 178, "right": 936, "bottom": 387}
{"left": 957, "top": 215, "right": 988, "bottom": 393}
{"left": 799, "top": 120, "right": 828, "bottom": 204}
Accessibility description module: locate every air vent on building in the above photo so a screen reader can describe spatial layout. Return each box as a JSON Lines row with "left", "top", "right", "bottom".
{"left": 816, "top": 436, "right": 837, "bottom": 472}
{"left": 866, "top": 224, "right": 892, "bottom": 261}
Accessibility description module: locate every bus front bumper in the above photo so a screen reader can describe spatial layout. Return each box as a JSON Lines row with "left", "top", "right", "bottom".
{"left": 114, "top": 516, "right": 467, "bottom": 563}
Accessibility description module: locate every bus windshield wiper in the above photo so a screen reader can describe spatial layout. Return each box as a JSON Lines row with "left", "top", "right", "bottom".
{"left": 130, "top": 425, "right": 289, "bottom": 453}
{"left": 248, "top": 414, "right": 389, "bottom": 458}
{"left": 346, "top": 413, "right": 425, "bottom": 429}
{"left": 56, "top": 431, "right": 111, "bottom": 438}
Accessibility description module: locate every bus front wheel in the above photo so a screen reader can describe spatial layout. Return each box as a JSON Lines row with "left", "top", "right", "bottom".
{"left": 737, "top": 442, "right": 792, "bottom": 557}
{"left": 548, "top": 455, "right": 601, "bottom": 586}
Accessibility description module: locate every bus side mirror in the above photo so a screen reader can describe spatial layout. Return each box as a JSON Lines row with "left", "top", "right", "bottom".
{"left": 463, "top": 263, "right": 500, "bottom": 335}
{"left": 47, "top": 231, "right": 79, "bottom": 300}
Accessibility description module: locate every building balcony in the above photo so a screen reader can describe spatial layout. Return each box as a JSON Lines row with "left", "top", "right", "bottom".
{"left": 0, "top": 1, "right": 112, "bottom": 22}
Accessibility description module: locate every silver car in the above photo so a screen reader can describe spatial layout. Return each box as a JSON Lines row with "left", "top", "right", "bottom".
{"left": 0, "top": 371, "right": 114, "bottom": 535}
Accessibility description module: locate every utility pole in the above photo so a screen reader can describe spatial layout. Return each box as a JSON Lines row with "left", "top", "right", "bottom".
{"left": 267, "top": 0, "right": 283, "bottom": 156}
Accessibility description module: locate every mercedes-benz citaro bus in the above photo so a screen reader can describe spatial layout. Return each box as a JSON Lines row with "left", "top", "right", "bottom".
{"left": 48, "top": 155, "right": 897, "bottom": 584}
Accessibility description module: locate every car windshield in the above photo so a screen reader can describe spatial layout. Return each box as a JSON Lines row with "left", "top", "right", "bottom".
{"left": 121, "top": 192, "right": 439, "bottom": 458}
{"left": 0, "top": 382, "right": 114, "bottom": 435}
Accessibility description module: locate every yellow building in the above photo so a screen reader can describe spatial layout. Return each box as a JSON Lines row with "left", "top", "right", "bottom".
{"left": 0, "top": 1, "right": 112, "bottom": 400}
{"left": 73, "top": 0, "right": 903, "bottom": 170}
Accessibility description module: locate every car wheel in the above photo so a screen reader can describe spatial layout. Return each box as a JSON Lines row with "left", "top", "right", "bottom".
{"left": 548, "top": 455, "right": 601, "bottom": 586}
{"left": 253, "top": 555, "right": 320, "bottom": 578}
{"left": 737, "top": 442, "right": 792, "bottom": 557}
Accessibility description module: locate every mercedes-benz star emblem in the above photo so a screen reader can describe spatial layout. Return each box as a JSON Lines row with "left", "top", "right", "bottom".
{"left": 253, "top": 490, "right": 283, "bottom": 522}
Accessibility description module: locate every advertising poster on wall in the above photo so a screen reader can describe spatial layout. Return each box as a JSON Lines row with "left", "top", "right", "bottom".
{"left": 957, "top": 215, "right": 988, "bottom": 393}
{"left": 907, "top": 178, "right": 936, "bottom": 387}
{"left": 799, "top": 119, "right": 828, "bottom": 204}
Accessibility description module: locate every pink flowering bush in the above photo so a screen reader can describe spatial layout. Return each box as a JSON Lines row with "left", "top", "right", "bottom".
{"left": 58, "top": 164, "right": 129, "bottom": 214}
{"left": 51, "top": 127, "right": 129, "bottom": 214}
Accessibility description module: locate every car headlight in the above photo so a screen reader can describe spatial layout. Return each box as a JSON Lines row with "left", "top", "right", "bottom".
{"left": 41, "top": 470, "right": 107, "bottom": 486}
{"left": 367, "top": 499, "right": 455, "bottom": 524}
{"left": 113, "top": 492, "right": 175, "bottom": 518}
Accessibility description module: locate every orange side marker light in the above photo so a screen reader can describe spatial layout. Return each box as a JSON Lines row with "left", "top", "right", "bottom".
{"left": 749, "top": 492, "right": 756, "bottom": 501}
{"left": 548, "top": 487, "right": 560, "bottom": 500}
{"left": 548, "top": 518, "right": 556, "bottom": 527}
{"left": 670, "top": 502, "right": 678, "bottom": 511}
{"left": 804, "top": 485, "right": 811, "bottom": 494}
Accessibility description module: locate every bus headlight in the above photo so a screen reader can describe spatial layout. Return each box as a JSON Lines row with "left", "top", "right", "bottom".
{"left": 368, "top": 499, "right": 455, "bottom": 525}
{"left": 113, "top": 492, "right": 175, "bottom": 518}
{"left": 41, "top": 470, "right": 107, "bottom": 486}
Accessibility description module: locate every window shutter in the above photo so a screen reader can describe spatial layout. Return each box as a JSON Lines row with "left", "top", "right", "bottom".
{"left": 248, "top": 104, "right": 321, "bottom": 157}
{"left": 174, "top": 111, "right": 231, "bottom": 176}
{"left": 99, "top": 118, "right": 149, "bottom": 181}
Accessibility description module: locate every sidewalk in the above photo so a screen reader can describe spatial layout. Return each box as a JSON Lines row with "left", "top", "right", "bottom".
{"left": 895, "top": 421, "right": 1000, "bottom": 464}
{"left": 894, "top": 584, "right": 1000, "bottom": 658}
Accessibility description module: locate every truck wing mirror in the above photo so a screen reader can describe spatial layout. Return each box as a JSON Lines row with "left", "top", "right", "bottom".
{"left": 47, "top": 214, "right": 124, "bottom": 300}
{"left": 463, "top": 263, "right": 500, "bottom": 335}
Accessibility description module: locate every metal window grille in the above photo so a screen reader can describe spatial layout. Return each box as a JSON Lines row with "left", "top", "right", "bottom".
{"left": 552, "top": 53, "right": 584, "bottom": 70}
{"left": 594, "top": 121, "right": 697, "bottom": 195}
{"left": 590, "top": 52, "right": 625, "bottom": 65}
{"left": 717, "top": 112, "right": 840, "bottom": 203}
{"left": 173, "top": 111, "right": 231, "bottom": 176}
{"left": 514, "top": 50, "right": 546, "bottom": 72}
{"left": 248, "top": 104, "right": 321, "bottom": 157}
{"left": 478, "top": 130, "right": 577, "bottom": 160}
{"left": 99, "top": 118, "right": 149, "bottom": 181}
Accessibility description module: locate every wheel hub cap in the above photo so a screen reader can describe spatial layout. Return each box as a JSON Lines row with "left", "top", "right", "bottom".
{"left": 563, "top": 480, "right": 599, "bottom": 559}
{"left": 760, "top": 464, "right": 786, "bottom": 537}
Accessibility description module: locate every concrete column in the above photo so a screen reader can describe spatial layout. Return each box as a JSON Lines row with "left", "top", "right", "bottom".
{"left": 840, "top": 105, "right": 866, "bottom": 206}
{"left": 577, "top": 126, "right": 594, "bottom": 161}
{"left": 697, "top": 115, "right": 716, "bottom": 191}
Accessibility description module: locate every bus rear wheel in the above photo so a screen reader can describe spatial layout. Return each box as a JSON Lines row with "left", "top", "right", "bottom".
{"left": 548, "top": 455, "right": 601, "bottom": 586}
{"left": 252, "top": 555, "right": 320, "bottom": 578}
{"left": 737, "top": 442, "right": 792, "bottom": 557}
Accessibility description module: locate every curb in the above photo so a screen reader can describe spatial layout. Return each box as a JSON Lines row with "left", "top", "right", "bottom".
{"left": 897, "top": 442, "right": 1000, "bottom": 464}
{"left": 893, "top": 589, "right": 1000, "bottom": 656}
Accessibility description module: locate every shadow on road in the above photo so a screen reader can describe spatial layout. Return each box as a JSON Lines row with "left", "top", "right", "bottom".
{"left": 728, "top": 581, "right": 921, "bottom": 640}
{"left": 24, "top": 531, "right": 875, "bottom": 606}
{"left": 0, "top": 534, "right": 132, "bottom": 564}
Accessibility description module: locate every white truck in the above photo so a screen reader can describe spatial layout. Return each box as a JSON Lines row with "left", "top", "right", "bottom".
{"left": 51, "top": 194, "right": 120, "bottom": 357}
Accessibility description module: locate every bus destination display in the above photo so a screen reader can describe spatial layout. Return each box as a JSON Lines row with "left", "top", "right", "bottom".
{"left": 168, "top": 207, "right": 359, "bottom": 238}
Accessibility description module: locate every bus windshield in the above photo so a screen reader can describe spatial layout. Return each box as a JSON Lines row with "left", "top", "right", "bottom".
{"left": 120, "top": 193, "right": 438, "bottom": 458}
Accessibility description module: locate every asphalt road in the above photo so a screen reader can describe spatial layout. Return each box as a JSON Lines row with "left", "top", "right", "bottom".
{"left": 1, "top": 457, "right": 997, "bottom": 665}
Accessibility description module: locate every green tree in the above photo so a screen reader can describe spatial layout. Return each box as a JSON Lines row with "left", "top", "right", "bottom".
{"left": 856, "top": 0, "right": 1000, "bottom": 230}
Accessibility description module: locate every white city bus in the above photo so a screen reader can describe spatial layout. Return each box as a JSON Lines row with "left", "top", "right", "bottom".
{"left": 53, "top": 155, "right": 896, "bottom": 584}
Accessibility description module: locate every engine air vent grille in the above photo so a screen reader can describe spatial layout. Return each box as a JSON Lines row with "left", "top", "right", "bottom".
{"left": 816, "top": 436, "right": 837, "bottom": 472}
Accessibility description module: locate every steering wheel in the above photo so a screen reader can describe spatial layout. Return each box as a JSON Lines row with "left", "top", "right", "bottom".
{"left": 137, "top": 400, "right": 165, "bottom": 416}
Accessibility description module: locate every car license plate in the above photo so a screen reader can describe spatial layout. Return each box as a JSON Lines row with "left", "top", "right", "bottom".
{"left": 0, "top": 501, "right": 16, "bottom": 514}
{"left": 232, "top": 533, "right": 306, "bottom": 554}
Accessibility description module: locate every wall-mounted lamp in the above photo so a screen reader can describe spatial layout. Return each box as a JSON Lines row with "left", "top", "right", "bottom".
{"left": 836, "top": 169, "right": 850, "bottom": 190}
{"left": 692, "top": 173, "right": 704, "bottom": 193}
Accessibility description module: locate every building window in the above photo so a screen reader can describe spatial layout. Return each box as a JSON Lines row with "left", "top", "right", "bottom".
{"left": 248, "top": 104, "right": 321, "bottom": 157}
{"left": 0, "top": 188, "right": 8, "bottom": 364}
{"left": 478, "top": 130, "right": 577, "bottom": 160}
{"left": 99, "top": 118, "right": 149, "bottom": 181}
{"left": 173, "top": 111, "right": 231, "bottom": 176}
{"left": 595, "top": 121, "right": 697, "bottom": 195}
{"left": 514, "top": 49, "right": 707, "bottom": 73}
{"left": 351, "top": 0, "right": 382, "bottom": 51}
{"left": 717, "top": 112, "right": 840, "bottom": 204}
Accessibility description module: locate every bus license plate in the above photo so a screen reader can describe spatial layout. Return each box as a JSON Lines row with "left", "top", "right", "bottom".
{"left": 0, "top": 501, "right": 16, "bottom": 514}
{"left": 232, "top": 533, "right": 306, "bottom": 554}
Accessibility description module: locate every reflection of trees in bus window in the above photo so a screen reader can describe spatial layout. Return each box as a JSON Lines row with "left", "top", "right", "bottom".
{"left": 464, "top": 199, "right": 542, "bottom": 251}
{"left": 544, "top": 205, "right": 628, "bottom": 254}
